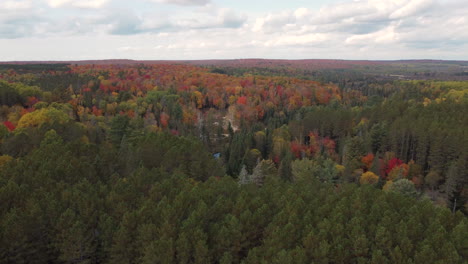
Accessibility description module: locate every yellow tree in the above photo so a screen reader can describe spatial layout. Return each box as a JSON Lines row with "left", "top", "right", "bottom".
{"left": 192, "top": 91, "right": 203, "bottom": 109}
{"left": 17, "top": 108, "right": 70, "bottom": 129}
{"left": 360, "top": 171, "right": 379, "bottom": 185}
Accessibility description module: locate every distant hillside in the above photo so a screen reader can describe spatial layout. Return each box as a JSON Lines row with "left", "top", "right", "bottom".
{"left": 2, "top": 59, "right": 468, "bottom": 80}
{"left": 2, "top": 59, "right": 467, "bottom": 68}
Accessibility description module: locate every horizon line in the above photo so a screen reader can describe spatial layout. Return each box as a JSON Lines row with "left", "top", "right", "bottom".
{"left": 1, "top": 58, "right": 468, "bottom": 64}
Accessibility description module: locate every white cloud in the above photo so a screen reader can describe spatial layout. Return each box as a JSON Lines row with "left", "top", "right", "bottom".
{"left": 315, "top": 1, "right": 376, "bottom": 24}
{"left": 389, "top": 0, "right": 434, "bottom": 19}
{"left": 264, "top": 33, "right": 329, "bottom": 47}
{"left": 117, "top": 46, "right": 141, "bottom": 52}
{"left": 0, "top": 0, "right": 32, "bottom": 10}
{"left": 73, "top": 0, "right": 110, "bottom": 9}
{"left": 151, "top": 0, "right": 210, "bottom": 6}
{"left": 46, "top": 0, "right": 109, "bottom": 9}
{"left": 345, "top": 24, "right": 399, "bottom": 45}
{"left": 0, "top": 0, "right": 467, "bottom": 60}
{"left": 152, "top": 6, "right": 246, "bottom": 31}
{"left": 46, "top": 0, "right": 69, "bottom": 8}
{"left": 252, "top": 11, "right": 297, "bottom": 33}
{"left": 249, "top": 0, "right": 466, "bottom": 50}
{"left": 294, "top": 8, "right": 310, "bottom": 19}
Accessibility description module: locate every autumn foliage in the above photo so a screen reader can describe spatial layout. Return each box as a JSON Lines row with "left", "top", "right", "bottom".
{"left": 3, "top": 121, "right": 15, "bottom": 132}
{"left": 360, "top": 171, "right": 379, "bottom": 185}
{"left": 386, "top": 157, "right": 403, "bottom": 174}
{"left": 0, "top": 61, "right": 467, "bottom": 263}
{"left": 361, "top": 153, "right": 374, "bottom": 170}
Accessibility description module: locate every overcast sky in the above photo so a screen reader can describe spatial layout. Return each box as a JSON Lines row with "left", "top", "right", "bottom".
{"left": 0, "top": 0, "right": 467, "bottom": 61}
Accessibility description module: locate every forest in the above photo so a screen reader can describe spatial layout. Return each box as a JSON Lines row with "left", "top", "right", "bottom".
{"left": 0, "top": 61, "right": 467, "bottom": 263}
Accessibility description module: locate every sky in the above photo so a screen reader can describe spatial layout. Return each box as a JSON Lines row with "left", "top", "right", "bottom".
{"left": 0, "top": 0, "right": 467, "bottom": 61}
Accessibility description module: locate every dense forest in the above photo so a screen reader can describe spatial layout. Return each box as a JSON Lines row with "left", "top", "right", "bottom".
{"left": 0, "top": 62, "right": 467, "bottom": 263}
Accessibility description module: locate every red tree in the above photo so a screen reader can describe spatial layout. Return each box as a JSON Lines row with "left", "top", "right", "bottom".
{"left": 237, "top": 96, "right": 247, "bottom": 105}
{"left": 3, "top": 121, "right": 15, "bottom": 132}
{"left": 386, "top": 157, "right": 403, "bottom": 175}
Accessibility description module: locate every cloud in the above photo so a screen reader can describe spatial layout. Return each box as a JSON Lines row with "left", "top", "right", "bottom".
{"left": 46, "top": 0, "right": 110, "bottom": 8}
{"left": 151, "top": 0, "right": 210, "bottom": 6}
{"left": 0, "top": 1, "right": 43, "bottom": 39}
{"left": 46, "top": 0, "right": 68, "bottom": 8}
{"left": 0, "top": 0, "right": 467, "bottom": 60}
{"left": 250, "top": 0, "right": 440, "bottom": 37}
{"left": 0, "top": 0, "right": 32, "bottom": 10}
{"left": 345, "top": 24, "right": 399, "bottom": 45}
{"left": 252, "top": 11, "right": 297, "bottom": 33}
{"left": 0, "top": 0, "right": 246, "bottom": 38}
{"left": 315, "top": 1, "right": 377, "bottom": 24}
{"left": 101, "top": 11, "right": 145, "bottom": 35}
{"left": 389, "top": 0, "right": 435, "bottom": 19}
{"left": 264, "top": 33, "right": 329, "bottom": 47}
{"left": 117, "top": 46, "right": 141, "bottom": 52}
{"left": 249, "top": 0, "right": 467, "bottom": 50}
{"left": 219, "top": 8, "right": 246, "bottom": 28}
{"left": 140, "top": 7, "right": 246, "bottom": 32}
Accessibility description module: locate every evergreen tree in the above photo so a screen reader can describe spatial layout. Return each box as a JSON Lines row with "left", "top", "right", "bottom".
{"left": 278, "top": 151, "right": 293, "bottom": 182}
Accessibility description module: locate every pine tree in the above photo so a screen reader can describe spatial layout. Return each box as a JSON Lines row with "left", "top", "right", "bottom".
{"left": 444, "top": 161, "right": 461, "bottom": 209}
{"left": 371, "top": 250, "right": 389, "bottom": 264}
{"left": 278, "top": 151, "right": 293, "bottom": 182}
{"left": 109, "top": 212, "right": 139, "bottom": 264}
{"left": 55, "top": 209, "right": 95, "bottom": 264}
